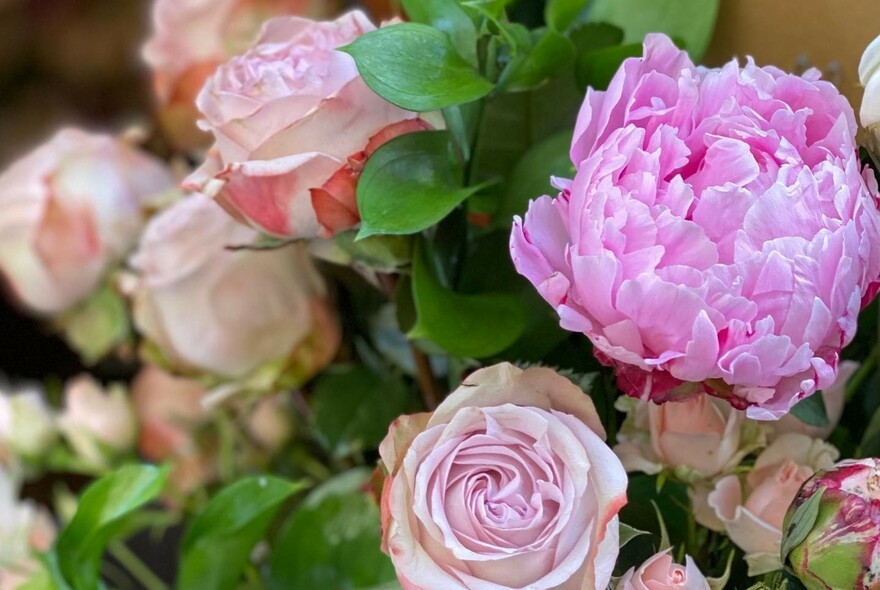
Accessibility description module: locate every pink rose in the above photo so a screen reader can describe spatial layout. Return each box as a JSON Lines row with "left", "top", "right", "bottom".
{"left": 379, "top": 363, "right": 628, "bottom": 590}
{"left": 58, "top": 375, "right": 137, "bottom": 469}
{"left": 510, "top": 33, "right": 880, "bottom": 419}
{"left": 706, "top": 433, "right": 837, "bottom": 574}
{"left": 0, "top": 469, "right": 56, "bottom": 588}
{"left": 770, "top": 360, "right": 857, "bottom": 440}
{"left": 184, "top": 11, "right": 433, "bottom": 238}
{"left": 124, "top": 193, "right": 339, "bottom": 380}
{"left": 616, "top": 550, "right": 710, "bottom": 590}
{"left": 142, "top": 0, "right": 338, "bottom": 151}
{"left": 0, "top": 129, "right": 173, "bottom": 314}
{"left": 614, "top": 395, "right": 765, "bottom": 482}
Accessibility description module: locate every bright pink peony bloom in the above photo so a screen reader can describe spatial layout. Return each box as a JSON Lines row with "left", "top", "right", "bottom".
{"left": 511, "top": 34, "right": 880, "bottom": 419}
{"left": 379, "top": 363, "right": 627, "bottom": 590}
{"left": 185, "top": 11, "right": 432, "bottom": 238}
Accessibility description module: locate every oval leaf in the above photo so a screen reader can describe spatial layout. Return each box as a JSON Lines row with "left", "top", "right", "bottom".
{"left": 340, "top": 23, "right": 494, "bottom": 112}
{"left": 790, "top": 393, "right": 830, "bottom": 428}
{"left": 177, "top": 476, "right": 307, "bottom": 590}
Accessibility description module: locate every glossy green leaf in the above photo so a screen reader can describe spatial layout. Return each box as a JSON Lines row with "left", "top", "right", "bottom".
{"left": 341, "top": 23, "right": 493, "bottom": 112}
{"left": 781, "top": 487, "right": 825, "bottom": 563}
{"left": 56, "top": 464, "right": 168, "bottom": 590}
{"left": 496, "top": 130, "right": 573, "bottom": 226}
{"left": 269, "top": 469, "right": 396, "bottom": 590}
{"left": 576, "top": 42, "right": 642, "bottom": 90}
{"left": 177, "top": 476, "right": 307, "bottom": 590}
{"left": 409, "top": 242, "right": 528, "bottom": 358}
{"left": 588, "top": 0, "right": 720, "bottom": 60}
{"left": 500, "top": 29, "right": 574, "bottom": 92}
{"left": 401, "top": 0, "right": 477, "bottom": 65}
{"left": 545, "top": 0, "right": 591, "bottom": 31}
{"left": 789, "top": 394, "right": 830, "bottom": 428}
{"left": 311, "top": 366, "right": 419, "bottom": 457}
{"left": 357, "top": 131, "right": 483, "bottom": 239}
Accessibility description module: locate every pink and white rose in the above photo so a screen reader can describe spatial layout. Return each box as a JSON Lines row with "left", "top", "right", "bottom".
{"left": 511, "top": 33, "right": 880, "bottom": 419}
{"left": 379, "top": 363, "right": 628, "bottom": 590}
{"left": 124, "top": 192, "right": 339, "bottom": 380}
{"left": 0, "top": 469, "right": 56, "bottom": 589}
{"left": 706, "top": 433, "right": 838, "bottom": 574}
{"left": 185, "top": 11, "right": 434, "bottom": 238}
{"left": 616, "top": 550, "right": 710, "bottom": 590}
{"left": 0, "top": 129, "right": 174, "bottom": 314}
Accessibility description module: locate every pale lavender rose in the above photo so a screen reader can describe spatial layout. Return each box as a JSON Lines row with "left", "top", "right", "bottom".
{"left": 185, "top": 11, "right": 433, "bottom": 238}
{"left": 0, "top": 129, "right": 174, "bottom": 314}
{"left": 142, "top": 0, "right": 338, "bottom": 151}
{"left": 58, "top": 375, "right": 137, "bottom": 469}
{"left": 707, "top": 433, "right": 837, "bottom": 574}
{"left": 379, "top": 363, "right": 628, "bottom": 590}
{"left": 123, "top": 193, "right": 339, "bottom": 380}
{"left": 616, "top": 550, "right": 710, "bottom": 590}
{"left": 511, "top": 33, "right": 880, "bottom": 419}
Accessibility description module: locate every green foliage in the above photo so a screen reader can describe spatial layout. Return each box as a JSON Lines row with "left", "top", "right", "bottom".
{"left": 177, "top": 476, "right": 307, "bottom": 590}
{"left": 545, "top": 0, "right": 591, "bottom": 31}
{"left": 56, "top": 465, "right": 168, "bottom": 590}
{"left": 789, "top": 394, "right": 830, "bottom": 428}
{"left": 401, "top": 0, "right": 478, "bottom": 64}
{"left": 499, "top": 29, "right": 574, "bottom": 92}
{"left": 341, "top": 24, "right": 494, "bottom": 111}
{"left": 311, "top": 366, "right": 420, "bottom": 457}
{"left": 269, "top": 470, "right": 397, "bottom": 590}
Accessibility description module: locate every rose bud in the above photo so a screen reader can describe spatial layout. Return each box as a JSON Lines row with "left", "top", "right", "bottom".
{"left": 616, "top": 550, "right": 710, "bottom": 590}
{"left": 184, "top": 11, "right": 435, "bottom": 238}
{"left": 770, "top": 360, "right": 858, "bottom": 440}
{"left": 613, "top": 395, "right": 765, "bottom": 482}
{"left": 123, "top": 193, "right": 339, "bottom": 382}
{"left": 707, "top": 433, "right": 837, "bottom": 575}
{"left": 379, "top": 363, "right": 628, "bottom": 590}
{"left": 58, "top": 375, "right": 137, "bottom": 470}
{"left": 142, "top": 0, "right": 339, "bottom": 152}
{"left": 0, "top": 129, "right": 174, "bottom": 315}
{"left": 0, "top": 469, "right": 56, "bottom": 587}
{"left": 783, "top": 457, "right": 880, "bottom": 590}
{"left": 511, "top": 33, "right": 880, "bottom": 419}
{"left": 0, "top": 386, "right": 57, "bottom": 462}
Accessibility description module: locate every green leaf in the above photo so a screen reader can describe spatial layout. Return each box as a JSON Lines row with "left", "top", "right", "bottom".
{"left": 790, "top": 394, "right": 830, "bottom": 428}
{"left": 781, "top": 487, "right": 825, "bottom": 563}
{"left": 588, "top": 0, "right": 720, "bottom": 60}
{"left": 569, "top": 21, "right": 624, "bottom": 54}
{"left": 333, "top": 231, "right": 413, "bottom": 272}
{"left": 269, "top": 469, "right": 396, "bottom": 590}
{"left": 56, "top": 465, "right": 168, "bottom": 590}
{"left": 357, "top": 131, "right": 485, "bottom": 239}
{"left": 496, "top": 130, "right": 573, "bottom": 226}
{"left": 409, "top": 241, "right": 528, "bottom": 358}
{"left": 341, "top": 23, "right": 494, "bottom": 112}
{"left": 576, "top": 42, "right": 643, "bottom": 90}
{"left": 311, "top": 366, "right": 419, "bottom": 457}
{"left": 401, "top": 0, "right": 477, "bottom": 65}
{"left": 619, "top": 523, "right": 649, "bottom": 549}
{"left": 178, "top": 476, "right": 307, "bottom": 590}
{"left": 545, "top": 0, "right": 591, "bottom": 31}
{"left": 500, "top": 29, "right": 575, "bottom": 92}
{"left": 56, "top": 283, "right": 130, "bottom": 365}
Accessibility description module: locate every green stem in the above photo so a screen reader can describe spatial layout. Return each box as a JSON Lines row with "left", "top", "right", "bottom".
{"left": 846, "top": 346, "right": 878, "bottom": 401}
{"left": 108, "top": 542, "right": 169, "bottom": 590}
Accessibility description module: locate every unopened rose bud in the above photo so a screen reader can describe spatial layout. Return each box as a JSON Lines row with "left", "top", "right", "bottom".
{"left": 0, "top": 386, "right": 57, "bottom": 461}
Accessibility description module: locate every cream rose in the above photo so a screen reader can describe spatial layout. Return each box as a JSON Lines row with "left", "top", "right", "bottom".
{"left": 184, "top": 11, "right": 433, "bottom": 238}
{"left": 616, "top": 551, "right": 710, "bottom": 590}
{"left": 0, "top": 129, "right": 173, "bottom": 314}
{"left": 0, "top": 385, "right": 57, "bottom": 462}
{"left": 379, "top": 363, "right": 628, "bottom": 590}
{"left": 614, "top": 395, "right": 766, "bottom": 482}
{"left": 124, "top": 192, "right": 339, "bottom": 380}
{"left": 706, "top": 433, "right": 838, "bottom": 575}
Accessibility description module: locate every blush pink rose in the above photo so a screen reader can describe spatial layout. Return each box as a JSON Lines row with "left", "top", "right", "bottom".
{"left": 616, "top": 550, "right": 710, "bottom": 590}
{"left": 706, "top": 433, "right": 838, "bottom": 574}
{"left": 613, "top": 395, "right": 765, "bottom": 482}
{"left": 184, "top": 11, "right": 434, "bottom": 238}
{"left": 510, "top": 33, "right": 880, "bottom": 420}
{"left": 379, "top": 363, "right": 628, "bottom": 590}
{"left": 123, "top": 192, "right": 339, "bottom": 380}
{"left": 0, "top": 469, "right": 56, "bottom": 588}
{"left": 142, "top": 0, "right": 338, "bottom": 151}
{"left": 0, "top": 129, "right": 174, "bottom": 315}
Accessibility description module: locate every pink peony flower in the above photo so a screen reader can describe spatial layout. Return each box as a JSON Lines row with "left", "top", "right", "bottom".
{"left": 123, "top": 192, "right": 339, "bottom": 380}
{"left": 770, "top": 360, "right": 858, "bottom": 440}
{"left": 185, "top": 11, "right": 433, "bottom": 238}
{"left": 510, "top": 33, "right": 880, "bottom": 419}
{"left": 0, "top": 129, "right": 173, "bottom": 315}
{"left": 379, "top": 363, "right": 627, "bottom": 590}
{"left": 142, "top": 0, "right": 338, "bottom": 151}
{"left": 616, "top": 550, "right": 710, "bottom": 590}
{"left": 706, "top": 433, "right": 837, "bottom": 574}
